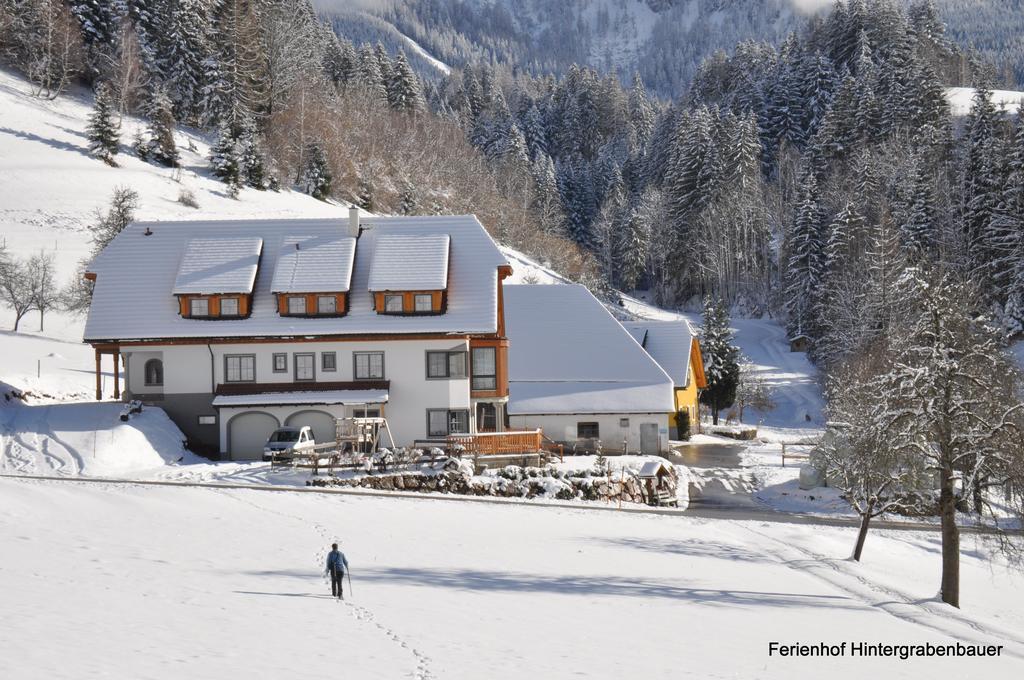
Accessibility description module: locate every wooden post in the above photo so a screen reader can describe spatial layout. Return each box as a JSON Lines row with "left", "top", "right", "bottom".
{"left": 112, "top": 351, "right": 120, "bottom": 400}
{"left": 94, "top": 349, "right": 102, "bottom": 401}
{"left": 781, "top": 442, "right": 786, "bottom": 467}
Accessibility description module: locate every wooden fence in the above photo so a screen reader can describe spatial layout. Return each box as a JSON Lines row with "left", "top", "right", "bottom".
{"left": 447, "top": 430, "right": 543, "bottom": 456}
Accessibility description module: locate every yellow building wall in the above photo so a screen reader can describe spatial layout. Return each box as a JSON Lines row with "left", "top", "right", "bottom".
{"left": 668, "top": 361, "right": 701, "bottom": 434}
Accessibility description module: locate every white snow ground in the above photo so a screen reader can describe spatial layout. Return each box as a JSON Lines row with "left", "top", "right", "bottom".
{"left": 946, "top": 86, "right": 1024, "bottom": 116}
{"left": 2, "top": 477, "right": 1023, "bottom": 680}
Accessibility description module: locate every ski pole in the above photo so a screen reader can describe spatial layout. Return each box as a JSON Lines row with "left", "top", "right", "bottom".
{"left": 347, "top": 568, "right": 353, "bottom": 597}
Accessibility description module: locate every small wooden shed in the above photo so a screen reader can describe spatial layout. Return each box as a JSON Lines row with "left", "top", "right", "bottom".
{"left": 637, "top": 460, "right": 677, "bottom": 506}
{"left": 788, "top": 334, "right": 811, "bottom": 353}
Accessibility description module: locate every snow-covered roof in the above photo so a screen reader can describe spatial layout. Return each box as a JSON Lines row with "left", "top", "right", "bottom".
{"left": 212, "top": 389, "right": 389, "bottom": 407}
{"left": 171, "top": 237, "right": 263, "bottom": 295}
{"left": 84, "top": 216, "right": 508, "bottom": 341}
{"left": 621, "top": 320, "right": 697, "bottom": 387}
{"left": 638, "top": 460, "right": 672, "bottom": 478}
{"left": 503, "top": 284, "right": 674, "bottom": 415}
{"left": 270, "top": 234, "right": 356, "bottom": 293}
{"left": 367, "top": 234, "right": 450, "bottom": 291}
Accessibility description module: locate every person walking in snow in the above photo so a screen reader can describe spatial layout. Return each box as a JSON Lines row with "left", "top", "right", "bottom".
{"left": 325, "top": 543, "right": 349, "bottom": 599}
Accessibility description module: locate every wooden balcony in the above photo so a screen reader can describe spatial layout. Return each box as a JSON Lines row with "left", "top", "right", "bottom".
{"left": 447, "top": 429, "right": 543, "bottom": 455}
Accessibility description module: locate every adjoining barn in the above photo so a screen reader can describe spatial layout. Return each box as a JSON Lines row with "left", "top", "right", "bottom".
{"left": 503, "top": 284, "right": 675, "bottom": 454}
{"left": 622, "top": 320, "right": 707, "bottom": 439}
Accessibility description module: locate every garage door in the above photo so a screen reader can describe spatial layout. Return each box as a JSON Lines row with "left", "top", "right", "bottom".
{"left": 285, "top": 410, "right": 336, "bottom": 446}
{"left": 229, "top": 412, "right": 279, "bottom": 461}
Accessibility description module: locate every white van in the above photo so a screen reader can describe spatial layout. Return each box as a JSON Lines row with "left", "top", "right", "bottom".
{"left": 263, "top": 426, "right": 316, "bottom": 461}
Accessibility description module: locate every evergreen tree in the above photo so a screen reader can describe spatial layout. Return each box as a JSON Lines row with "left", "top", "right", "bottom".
{"left": 86, "top": 81, "right": 120, "bottom": 166}
{"left": 785, "top": 170, "right": 826, "bottom": 340}
{"left": 140, "top": 87, "right": 179, "bottom": 167}
{"left": 209, "top": 120, "right": 242, "bottom": 196}
{"left": 617, "top": 203, "right": 649, "bottom": 290}
{"left": 520, "top": 103, "right": 548, "bottom": 160}
{"left": 296, "top": 142, "right": 332, "bottom": 201}
{"left": 399, "top": 178, "right": 418, "bottom": 215}
{"left": 68, "top": 0, "right": 117, "bottom": 48}
{"left": 628, "top": 72, "right": 655, "bottom": 152}
{"left": 698, "top": 297, "right": 741, "bottom": 425}
{"left": 902, "top": 161, "right": 939, "bottom": 258}
{"left": 386, "top": 49, "right": 423, "bottom": 113}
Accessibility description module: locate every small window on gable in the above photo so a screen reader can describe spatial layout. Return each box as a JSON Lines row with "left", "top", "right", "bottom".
{"left": 190, "top": 298, "right": 209, "bottom": 317}
{"left": 144, "top": 359, "right": 163, "bottom": 386}
{"left": 414, "top": 294, "right": 432, "bottom": 312}
{"left": 577, "top": 422, "right": 599, "bottom": 439}
{"left": 384, "top": 295, "right": 403, "bottom": 313}
{"left": 272, "top": 353, "right": 287, "bottom": 373}
{"left": 287, "top": 296, "right": 306, "bottom": 315}
{"left": 318, "top": 295, "right": 337, "bottom": 315}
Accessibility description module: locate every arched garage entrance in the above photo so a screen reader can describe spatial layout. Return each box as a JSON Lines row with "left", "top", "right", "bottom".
{"left": 285, "top": 410, "right": 336, "bottom": 446}
{"left": 228, "top": 411, "right": 279, "bottom": 461}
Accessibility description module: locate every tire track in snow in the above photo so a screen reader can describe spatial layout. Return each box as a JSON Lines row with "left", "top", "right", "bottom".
{"left": 214, "top": 488, "right": 435, "bottom": 679}
{"left": 737, "top": 522, "right": 1024, "bottom": 657}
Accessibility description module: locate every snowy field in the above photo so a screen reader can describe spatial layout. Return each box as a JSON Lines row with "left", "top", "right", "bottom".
{"left": 2, "top": 477, "right": 1024, "bottom": 680}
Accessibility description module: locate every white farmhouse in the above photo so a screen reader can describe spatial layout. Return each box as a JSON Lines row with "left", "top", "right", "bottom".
{"left": 503, "top": 284, "right": 675, "bottom": 454}
{"left": 84, "top": 210, "right": 512, "bottom": 459}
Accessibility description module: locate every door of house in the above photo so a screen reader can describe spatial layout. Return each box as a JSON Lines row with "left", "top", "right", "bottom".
{"left": 476, "top": 402, "right": 497, "bottom": 432}
{"left": 640, "top": 423, "right": 659, "bottom": 455}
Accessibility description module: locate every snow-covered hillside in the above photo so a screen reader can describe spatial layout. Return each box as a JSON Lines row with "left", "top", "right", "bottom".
{"left": 0, "top": 67, "right": 350, "bottom": 391}
{"left": 945, "top": 86, "right": 1024, "bottom": 116}
{"left": 3, "top": 476, "right": 1024, "bottom": 679}
{"left": 0, "top": 67, "right": 347, "bottom": 339}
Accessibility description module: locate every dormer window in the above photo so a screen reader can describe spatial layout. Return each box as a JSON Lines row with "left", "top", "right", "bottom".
{"left": 368, "top": 233, "right": 450, "bottom": 316}
{"left": 220, "top": 297, "right": 239, "bottom": 316}
{"left": 190, "top": 298, "right": 209, "bottom": 317}
{"left": 173, "top": 237, "right": 261, "bottom": 320}
{"left": 318, "top": 295, "right": 336, "bottom": 314}
{"left": 270, "top": 235, "right": 355, "bottom": 319}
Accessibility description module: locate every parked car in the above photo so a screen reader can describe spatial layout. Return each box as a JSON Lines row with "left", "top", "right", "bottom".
{"left": 263, "top": 426, "right": 315, "bottom": 461}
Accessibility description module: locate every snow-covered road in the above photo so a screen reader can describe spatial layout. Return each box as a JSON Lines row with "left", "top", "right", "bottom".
{"left": 3, "top": 477, "right": 1023, "bottom": 679}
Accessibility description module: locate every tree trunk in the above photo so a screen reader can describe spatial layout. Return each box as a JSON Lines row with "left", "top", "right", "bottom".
{"left": 939, "top": 471, "right": 960, "bottom": 608}
{"left": 853, "top": 511, "right": 871, "bottom": 562}
{"left": 712, "top": 409, "right": 719, "bottom": 426}
{"left": 39, "top": 309, "right": 45, "bottom": 332}
{"left": 972, "top": 474, "right": 984, "bottom": 515}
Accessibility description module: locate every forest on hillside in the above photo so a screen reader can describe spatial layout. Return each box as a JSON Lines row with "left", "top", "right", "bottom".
{"left": 2, "top": 0, "right": 1024, "bottom": 364}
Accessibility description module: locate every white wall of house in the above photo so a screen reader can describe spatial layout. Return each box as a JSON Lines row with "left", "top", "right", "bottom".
{"left": 122, "top": 338, "right": 476, "bottom": 450}
{"left": 507, "top": 413, "right": 669, "bottom": 454}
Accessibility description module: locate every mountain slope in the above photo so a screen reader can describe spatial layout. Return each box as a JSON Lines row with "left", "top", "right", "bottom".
{"left": 316, "top": 0, "right": 1024, "bottom": 95}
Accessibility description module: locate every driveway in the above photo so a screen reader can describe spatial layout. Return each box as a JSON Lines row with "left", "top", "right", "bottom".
{"left": 663, "top": 441, "right": 764, "bottom": 513}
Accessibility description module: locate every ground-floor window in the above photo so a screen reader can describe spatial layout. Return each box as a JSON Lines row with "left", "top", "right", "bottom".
{"left": 577, "top": 421, "right": 599, "bottom": 439}
{"left": 427, "top": 409, "right": 470, "bottom": 437}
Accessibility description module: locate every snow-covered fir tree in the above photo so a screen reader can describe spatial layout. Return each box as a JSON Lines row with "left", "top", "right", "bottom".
{"left": 86, "top": 81, "right": 120, "bottom": 165}
{"left": 698, "top": 296, "right": 741, "bottom": 425}
{"left": 296, "top": 142, "right": 332, "bottom": 201}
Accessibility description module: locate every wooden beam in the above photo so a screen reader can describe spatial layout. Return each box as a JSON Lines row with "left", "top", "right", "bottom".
{"left": 94, "top": 348, "right": 102, "bottom": 401}
{"left": 112, "top": 351, "right": 120, "bottom": 400}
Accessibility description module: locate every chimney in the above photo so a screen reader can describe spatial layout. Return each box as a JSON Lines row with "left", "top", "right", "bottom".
{"left": 348, "top": 206, "right": 360, "bottom": 238}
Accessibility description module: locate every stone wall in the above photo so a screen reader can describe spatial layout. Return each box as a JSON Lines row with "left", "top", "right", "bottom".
{"left": 308, "top": 465, "right": 676, "bottom": 505}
